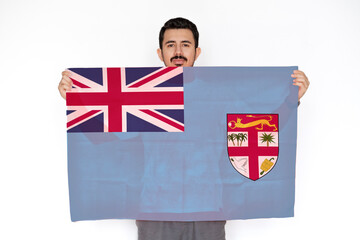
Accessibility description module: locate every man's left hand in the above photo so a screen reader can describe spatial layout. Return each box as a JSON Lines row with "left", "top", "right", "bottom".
{"left": 292, "top": 70, "right": 309, "bottom": 101}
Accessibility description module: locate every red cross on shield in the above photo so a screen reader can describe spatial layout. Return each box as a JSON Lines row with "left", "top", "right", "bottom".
{"left": 227, "top": 114, "right": 279, "bottom": 181}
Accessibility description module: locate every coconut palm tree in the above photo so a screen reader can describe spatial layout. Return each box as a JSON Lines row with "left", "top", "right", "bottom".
{"left": 260, "top": 133, "right": 275, "bottom": 147}
{"left": 227, "top": 133, "right": 236, "bottom": 146}
{"left": 235, "top": 133, "right": 248, "bottom": 146}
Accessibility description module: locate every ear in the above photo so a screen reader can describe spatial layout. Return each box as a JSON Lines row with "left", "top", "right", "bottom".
{"left": 157, "top": 48, "right": 164, "bottom": 62}
{"left": 195, "top": 47, "right": 201, "bottom": 60}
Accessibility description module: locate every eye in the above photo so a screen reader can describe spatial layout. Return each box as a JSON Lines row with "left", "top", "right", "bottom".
{"left": 167, "top": 44, "right": 175, "bottom": 48}
{"left": 182, "top": 43, "right": 190, "bottom": 47}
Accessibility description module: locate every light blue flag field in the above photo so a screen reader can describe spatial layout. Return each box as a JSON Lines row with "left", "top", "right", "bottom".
{"left": 67, "top": 66, "right": 298, "bottom": 221}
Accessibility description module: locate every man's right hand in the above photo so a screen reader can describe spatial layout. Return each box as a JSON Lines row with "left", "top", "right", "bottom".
{"left": 58, "top": 70, "right": 73, "bottom": 100}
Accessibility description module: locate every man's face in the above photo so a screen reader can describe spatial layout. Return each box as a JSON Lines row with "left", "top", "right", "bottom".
{"left": 157, "top": 29, "right": 201, "bottom": 67}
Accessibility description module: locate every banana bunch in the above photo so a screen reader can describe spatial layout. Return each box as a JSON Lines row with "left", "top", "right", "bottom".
{"left": 260, "top": 158, "right": 275, "bottom": 175}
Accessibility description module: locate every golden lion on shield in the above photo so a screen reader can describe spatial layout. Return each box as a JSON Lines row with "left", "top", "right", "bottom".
{"left": 228, "top": 115, "right": 277, "bottom": 131}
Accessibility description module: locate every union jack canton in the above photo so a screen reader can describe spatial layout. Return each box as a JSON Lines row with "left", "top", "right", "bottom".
{"left": 66, "top": 67, "right": 184, "bottom": 132}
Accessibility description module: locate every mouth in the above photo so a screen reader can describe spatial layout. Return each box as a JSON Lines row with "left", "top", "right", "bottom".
{"left": 171, "top": 56, "right": 187, "bottom": 66}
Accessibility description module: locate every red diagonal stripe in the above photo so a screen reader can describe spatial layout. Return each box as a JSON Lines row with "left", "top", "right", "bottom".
{"left": 128, "top": 67, "right": 177, "bottom": 88}
{"left": 67, "top": 110, "right": 101, "bottom": 128}
{"left": 140, "top": 109, "right": 184, "bottom": 131}
{"left": 71, "top": 78, "right": 90, "bottom": 88}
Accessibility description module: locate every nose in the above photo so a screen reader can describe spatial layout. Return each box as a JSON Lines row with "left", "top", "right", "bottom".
{"left": 175, "top": 44, "right": 182, "bottom": 55}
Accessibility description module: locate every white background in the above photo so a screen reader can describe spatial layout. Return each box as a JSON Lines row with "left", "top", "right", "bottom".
{"left": 1, "top": 0, "right": 359, "bottom": 239}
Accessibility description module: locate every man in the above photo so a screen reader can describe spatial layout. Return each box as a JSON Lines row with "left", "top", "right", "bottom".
{"left": 58, "top": 17, "right": 309, "bottom": 240}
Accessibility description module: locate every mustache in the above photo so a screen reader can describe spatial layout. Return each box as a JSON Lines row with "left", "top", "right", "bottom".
{"left": 170, "top": 55, "right": 188, "bottom": 62}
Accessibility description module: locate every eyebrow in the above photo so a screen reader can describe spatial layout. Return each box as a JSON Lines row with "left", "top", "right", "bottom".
{"left": 164, "top": 40, "right": 193, "bottom": 45}
{"left": 181, "top": 40, "right": 192, "bottom": 44}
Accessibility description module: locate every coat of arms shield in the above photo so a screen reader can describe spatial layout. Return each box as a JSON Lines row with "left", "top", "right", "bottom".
{"left": 227, "top": 114, "right": 279, "bottom": 181}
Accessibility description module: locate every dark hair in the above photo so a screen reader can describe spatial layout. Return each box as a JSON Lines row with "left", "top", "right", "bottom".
{"left": 159, "top": 17, "right": 199, "bottom": 49}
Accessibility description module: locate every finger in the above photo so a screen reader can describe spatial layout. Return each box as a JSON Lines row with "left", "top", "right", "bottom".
{"left": 293, "top": 82, "right": 305, "bottom": 90}
{"left": 59, "top": 75, "right": 73, "bottom": 89}
{"left": 293, "top": 79, "right": 309, "bottom": 89}
{"left": 61, "top": 75, "right": 73, "bottom": 85}
{"left": 59, "top": 82, "right": 72, "bottom": 95}
{"left": 293, "top": 70, "right": 304, "bottom": 74}
{"left": 293, "top": 81, "right": 304, "bottom": 86}
{"left": 59, "top": 81, "right": 72, "bottom": 89}
{"left": 293, "top": 76, "right": 309, "bottom": 85}
{"left": 293, "top": 77, "right": 306, "bottom": 83}
{"left": 58, "top": 84, "right": 72, "bottom": 93}
{"left": 293, "top": 71, "right": 308, "bottom": 81}
{"left": 293, "top": 81, "right": 308, "bottom": 90}
{"left": 58, "top": 76, "right": 73, "bottom": 88}
{"left": 292, "top": 75, "right": 309, "bottom": 87}
{"left": 291, "top": 73, "right": 307, "bottom": 79}
{"left": 62, "top": 70, "right": 72, "bottom": 77}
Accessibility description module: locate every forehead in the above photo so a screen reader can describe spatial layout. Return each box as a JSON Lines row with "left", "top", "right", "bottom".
{"left": 162, "top": 29, "right": 195, "bottom": 44}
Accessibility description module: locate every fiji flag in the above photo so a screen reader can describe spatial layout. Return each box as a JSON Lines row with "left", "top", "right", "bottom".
{"left": 67, "top": 66, "right": 298, "bottom": 221}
